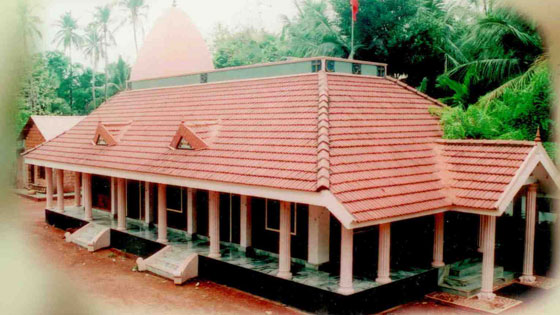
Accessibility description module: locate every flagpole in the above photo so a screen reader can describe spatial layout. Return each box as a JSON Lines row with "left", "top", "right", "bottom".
{"left": 350, "top": 13, "right": 354, "bottom": 60}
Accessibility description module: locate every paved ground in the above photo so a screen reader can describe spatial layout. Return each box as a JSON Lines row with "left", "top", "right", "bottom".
{"left": 19, "top": 197, "right": 553, "bottom": 314}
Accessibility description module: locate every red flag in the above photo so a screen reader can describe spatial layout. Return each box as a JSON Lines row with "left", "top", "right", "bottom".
{"left": 351, "top": 0, "right": 359, "bottom": 21}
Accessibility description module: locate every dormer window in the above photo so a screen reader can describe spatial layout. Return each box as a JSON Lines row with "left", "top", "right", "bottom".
{"left": 92, "top": 121, "right": 131, "bottom": 146}
{"left": 169, "top": 122, "right": 208, "bottom": 151}
{"left": 177, "top": 137, "right": 193, "bottom": 150}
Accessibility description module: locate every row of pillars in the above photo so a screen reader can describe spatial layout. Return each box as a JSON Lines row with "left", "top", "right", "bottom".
{"left": 42, "top": 166, "right": 540, "bottom": 299}
{"left": 337, "top": 214, "right": 445, "bottom": 295}
{"left": 44, "top": 168, "right": 313, "bottom": 280}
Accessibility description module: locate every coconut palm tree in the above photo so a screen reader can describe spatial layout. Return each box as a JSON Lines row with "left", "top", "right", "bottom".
{"left": 53, "top": 11, "right": 81, "bottom": 110}
{"left": 119, "top": 0, "right": 148, "bottom": 55}
{"left": 94, "top": 4, "right": 118, "bottom": 103}
{"left": 281, "top": 0, "right": 359, "bottom": 59}
{"left": 83, "top": 23, "right": 102, "bottom": 110}
{"left": 17, "top": 0, "right": 42, "bottom": 55}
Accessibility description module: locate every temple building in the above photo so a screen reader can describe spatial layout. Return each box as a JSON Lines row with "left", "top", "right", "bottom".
{"left": 17, "top": 115, "right": 85, "bottom": 198}
{"left": 23, "top": 6, "right": 560, "bottom": 313}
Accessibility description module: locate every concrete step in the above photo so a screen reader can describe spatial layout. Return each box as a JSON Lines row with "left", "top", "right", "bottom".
{"left": 445, "top": 266, "right": 504, "bottom": 287}
{"left": 449, "top": 260, "right": 485, "bottom": 278}
{"left": 65, "top": 223, "right": 110, "bottom": 252}
{"left": 137, "top": 245, "right": 199, "bottom": 284}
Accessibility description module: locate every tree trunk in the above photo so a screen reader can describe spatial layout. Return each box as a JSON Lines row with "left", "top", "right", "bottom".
{"left": 69, "top": 45, "right": 73, "bottom": 110}
{"left": 133, "top": 16, "right": 138, "bottom": 54}
{"left": 91, "top": 54, "right": 96, "bottom": 111}
{"left": 104, "top": 26, "right": 109, "bottom": 103}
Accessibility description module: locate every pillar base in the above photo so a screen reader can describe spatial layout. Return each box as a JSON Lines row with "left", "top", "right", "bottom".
{"left": 85, "top": 216, "right": 93, "bottom": 222}
{"left": 117, "top": 227, "right": 127, "bottom": 232}
{"left": 519, "top": 275, "right": 536, "bottom": 284}
{"left": 337, "top": 286, "right": 354, "bottom": 295}
{"left": 157, "top": 238, "right": 168, "bottom": 244}
{"left": 277, "top": 271, "right": 292, "bottom": 280}
{"left": 431, "top": 261, "right": 445, "bottom": 268}
{"left": 477, "top": 291, "right": 496, "bottom": 301}
{"left": 208, "top": 252, "right": 221, "bottom": 259}
{"left": 375, "top": 276, "right": 392, "bottom": 284}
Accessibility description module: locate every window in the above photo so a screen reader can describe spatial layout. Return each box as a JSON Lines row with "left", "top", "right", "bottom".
{"left": 326, "top": 60, "right": 335, "bottom": 72}
{"left": 177, "top": 137, "right": 193, "bottom": 150}
{"left": 378, "top": 66, "right": 386, "bottom": 77}
{"left": 352, "top": 63, "right": 362, "bottom": 75}
{"left": 38, "top": 166, "right": 45, "bottom": 179}
{"left": 167, "top": 185, "right": 183, "bottom": 213}
{"left": 265, "top": 199, "right": 296, "bottom": 235}
{"left": 311, "top": 60, "right": 322, "bottom": 72}
{"left": 200, "top": 73, "right": 208, "bottom": 83}
{"left": 96, "top": 136, "right": 107, "bottom": 146}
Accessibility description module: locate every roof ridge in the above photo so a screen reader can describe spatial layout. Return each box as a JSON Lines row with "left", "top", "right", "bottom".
{"left": 384, "top": 76, "right": 447, "bottom": 108}
{"left": 316, "top": 69, "right": 331, "bottom": 191}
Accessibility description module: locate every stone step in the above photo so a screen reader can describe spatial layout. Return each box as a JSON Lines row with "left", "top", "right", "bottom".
{"left": 444, "top": 266, "right": 504, "bottom": 287}
{"left": 449, "top": 261, "right": 485, "bottom": 278}
{"left": 137, "top": 245, "right": 199, "bottom": 284}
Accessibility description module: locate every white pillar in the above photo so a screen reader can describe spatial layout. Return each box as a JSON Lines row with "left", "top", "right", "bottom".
{"left": 144, "top": 182, "right": 153, "bottom": 225}
{"left": 240, "top": 195, "right": 252, "bottom": 250}
{"left": 521, "top": 184, "right": 538, "bottom": 283}
{"left": 376, "top": 223, "right": 392, "bottom": 284}
{"left": 157, "top": 183, "right": 168, "bottom": 243}
{"left": 308, "top": 205, "right": 330, "bottom": 265}
{"left": 56, "top": 169, "right": 64, "bottom": 212}
{"left": 187, "top": 188, "right": 197, "bottom": 235}
{"left": 477, "top": 216, "right": 484, "bottom": 252}
{"left": 432, "top": 213, "right": 445, "bottom": 267}
{"left": 117, "top": 178, "right": 126, "bottom": 231}
{"left": 81, "top": 173, "right": 85, "bottom": 208}
{"left": 45, "top": 167, "right": 53, "bottom": 209}
{"left": 111, "top": 177, "right": 117, "bottom": 218}
{"left": 74, "top": 172, "right": 81, "bottom": 207}
{"left": 338, "top": 225, "right": 354, "bottom": 295}
{"left": 84, "top": 173, "right": 92, "bottom": 221}
{"left": 277, "top": 201, "right": 292, "bottom": 279}
{"left": 208, "top": 191, "right": 221, "bottom": 258}
{"left": 479, "top": 215, "right": 497, "bottom": 301}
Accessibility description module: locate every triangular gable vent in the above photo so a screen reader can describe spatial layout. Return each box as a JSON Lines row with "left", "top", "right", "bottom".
{"left": 92, "top": 123, "right": 117, "bottom": 146}
{"left": 170, "top": 122, "right": 208, "bottom": 150}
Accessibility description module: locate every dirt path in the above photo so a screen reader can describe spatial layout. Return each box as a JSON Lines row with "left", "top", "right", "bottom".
{"left": 18, "top": 197, "right": 302, "bottom": 314}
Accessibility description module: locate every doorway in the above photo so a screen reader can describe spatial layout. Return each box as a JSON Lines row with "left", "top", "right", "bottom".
{"left": 126, "top": 180, "right": 144, "bottom": 220}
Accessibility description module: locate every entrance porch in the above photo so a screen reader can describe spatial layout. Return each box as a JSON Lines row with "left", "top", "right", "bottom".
{"left": 47, "top": 206, "right": 437, "bottom": 314}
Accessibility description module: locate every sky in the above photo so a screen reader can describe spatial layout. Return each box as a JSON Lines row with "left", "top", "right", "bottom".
{"left": 39, "top": 0, "right": 299, "bottom": 67}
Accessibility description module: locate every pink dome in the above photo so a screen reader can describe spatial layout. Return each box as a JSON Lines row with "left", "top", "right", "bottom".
{"left": 130, "top": 7, "right": 214, "bottom": 82}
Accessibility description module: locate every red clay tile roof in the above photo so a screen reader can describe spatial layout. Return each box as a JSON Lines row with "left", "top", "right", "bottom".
{"left": 436, "top": 139, "right": 536, "bottom": 211}
{"left": 21, "top": 115, "right": 85, "bottom": 141}
{"left": 24, "top": 72, "right": 544, "bottom": 223}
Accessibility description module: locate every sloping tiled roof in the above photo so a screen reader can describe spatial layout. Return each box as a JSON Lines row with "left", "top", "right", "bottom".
{"left": 23, "top": 115, "right": 85, "bottom": 141}
{"left": 437, "top": 139, "right": 535, "bottom": 210}
{"left": 24, "top": 72, "right": 543, "bottom": 224}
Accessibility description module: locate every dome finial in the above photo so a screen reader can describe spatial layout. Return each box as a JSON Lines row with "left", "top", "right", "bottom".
{"left": 172, "top": 0, "right": 177, "bottom": 7}
{"left": 535, "top": 127, "right": 542, "bottom": 143}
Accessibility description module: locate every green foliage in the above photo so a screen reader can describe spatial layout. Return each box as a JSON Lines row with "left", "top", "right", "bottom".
{"left": 440, "top": 63, "right": 555, "bottom": 156}
{"left": 212, "top": 26, "right": 284, "bottom": 68}
{"left": 282, "top": 0, "right": 352, "bottom": 58}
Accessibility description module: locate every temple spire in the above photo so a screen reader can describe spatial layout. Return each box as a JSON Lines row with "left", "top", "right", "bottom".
{"left": 535, "top": 127, "right": 542, "bottom": 143}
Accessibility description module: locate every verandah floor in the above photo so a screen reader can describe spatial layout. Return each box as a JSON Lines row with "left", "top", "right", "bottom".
{"left": 55, "top": 206, "right": 428, "bottom": 294}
